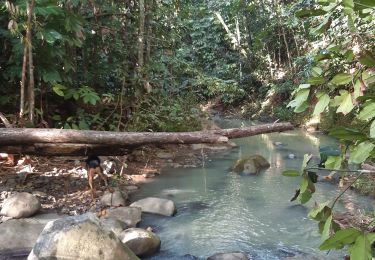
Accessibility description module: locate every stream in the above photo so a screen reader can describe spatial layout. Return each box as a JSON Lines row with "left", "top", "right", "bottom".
{"left": 132, "top": 118, "right": 374, "bottom": 260}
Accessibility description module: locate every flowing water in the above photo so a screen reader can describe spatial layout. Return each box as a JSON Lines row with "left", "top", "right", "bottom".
{"left": 133, "top": 118, "right": 374, "bottom": 260}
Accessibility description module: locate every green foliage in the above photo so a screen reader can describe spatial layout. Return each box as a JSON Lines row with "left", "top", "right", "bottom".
{"left": 285, "top": 1, "right": 375, "bottom": 257}
{"left": 126, "top": 94, "right": 201, "bottom": 132}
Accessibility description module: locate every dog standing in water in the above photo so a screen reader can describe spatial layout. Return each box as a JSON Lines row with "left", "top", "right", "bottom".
{"left": 85, "top": 155, "right": 108, "bottom": 198}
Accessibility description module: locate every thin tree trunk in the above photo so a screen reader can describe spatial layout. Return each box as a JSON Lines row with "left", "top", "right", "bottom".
{"left": 145, "top": 0, "right": 153, "bottom": 63}
{"left": 282, "top": 26, "right": 292, "bottom": 70}
{"left": 20, "top": 42, "right": 28, "bottom": 118}
{"left": 26, "top": 0, "right": 35, "bottom": 124}
{"left": 293, "top": 30, "right": 300, "bottom": 57}
{"left": 138, "top": 0, "right": 145, "bottom": 68}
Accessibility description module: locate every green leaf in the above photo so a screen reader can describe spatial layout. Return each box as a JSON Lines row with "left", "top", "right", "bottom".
{"left": 295, "top": 9, "right": 327, "bottom": 18}
{"left": 347, "top": 14, "right": 356, "bottom": 32}
{"left": 359, "top": 51, "right": 375, "bottom": 66}
{"left": 308, "top": 77, "right": 325, "bottom": 85}
{"left": 294, "top": 101, "right": 309, "bottom": 113}
{"left": 301, "top": 154, "right": 312, "bottom": 170}
{"left": 349, "top": 233, "right": 372, "bottom": 260}
{"left": 300, "top": 176, "right": 309, "bottom": 193}
{"left": 343, "top": 0, "right": 354, "bottom": 8}
{"left": 330, "top": 73, "right": 352, "bottom": 85}
{"left": 355, "top": 0, "right": 375, "bottom": 8}
{"left": 329, "top": 127, "right": 367, "bottom": 141}
{"left": 358, "top": 102, "right": 375, "bottom": 121}
{"left": 313, "top": 93, "right": 330, "bottom": 115}
{"left": 282, "top": 170, "right": 300, "bottom": 177}
{"left": 311, "top": 67, "right": 323, "bottom": 77}
{"left": 43, "top": 70, "right": 62, "bottom": 83}
{"left": 299, "top": 190, "right": 312, "bottom": 204}
{"left": 308, "top": 201, "right": 330, "bottom": 219}
{"left": 52, "top": 84, "right": 66, "bottom": 97}
{"left": 324, "top": 156, "right": 342, "bottom": 169}
{"left": 288, "top": 89, "right": 310, "bottom": 108}
{"left": 349, "top": 141, "right": 375, "bottom": 164}
{"left": 322, "top": 215, "right": 333, "bottom": 242}
{"left": 319, "top": 228, "right": 361, "bottom": 250}
{"left": 370, "top": 121, "right": 375, "bottom": 138}
{"left": 333, "top": 90, "right": 354, "bottom": 115}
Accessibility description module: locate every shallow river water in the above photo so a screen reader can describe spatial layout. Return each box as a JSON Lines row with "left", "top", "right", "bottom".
{"left": 133, "top": 119, "right": 374, "bottom": 260}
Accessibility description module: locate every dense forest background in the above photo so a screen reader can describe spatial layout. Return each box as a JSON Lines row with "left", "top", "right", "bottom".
{"left": 2, "top": 0, "right": 371, "bottom": 133}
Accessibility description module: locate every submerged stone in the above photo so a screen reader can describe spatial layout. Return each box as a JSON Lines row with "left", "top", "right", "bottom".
{"left": 231, "top": 155, "right": 270, "bottom": 175}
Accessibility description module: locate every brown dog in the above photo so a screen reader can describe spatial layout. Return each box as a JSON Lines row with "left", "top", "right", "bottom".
{"left": 85, "top": 155, "right": 108, "bottom": 198}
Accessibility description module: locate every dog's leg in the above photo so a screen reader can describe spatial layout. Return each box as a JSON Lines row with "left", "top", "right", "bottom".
{"left": 97, "top": 167, "right": 108, "bottom": 187}
{"left": 88, "top": 168, "right": 95, "bottom": 199}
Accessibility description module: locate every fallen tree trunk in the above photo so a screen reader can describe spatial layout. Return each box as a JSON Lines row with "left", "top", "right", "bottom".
{"left": 0, "top": 122, "right": 293, "bottom": 155}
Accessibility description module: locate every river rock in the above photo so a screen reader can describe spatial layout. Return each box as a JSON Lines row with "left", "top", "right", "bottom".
{"left": 100, "top": 217, "right": 128, "bottom": 236}
{"left": 207, "top": 252, "right": 249, "bottom": 260}
{"left": 119, "top": 228, "right": 161, "bottom": 257}
{"left": 288, "top": 153, "right": 296, "bottom": 159}
{"left": 124, "top": 185, "right": 140, "bottom": 194}
{"left": 105, "top": 206, "right": 142, "bottom": 227}
{"left": 130, "top": 197, "right": 176, "bottom": 216}
{"left": 0, "top": 213, "right": 64, "bottom": 258}
{"left": 100, "top": 190, "right": 127, "bottom": 207}
{"left": 28, "top": 213, "right": 139, "bottom": 260}
{"left": 231, "top": 155, "right": 270, "bottom": 175}
{"left": 1, "top": 192, "right": 41, "bottom": 218}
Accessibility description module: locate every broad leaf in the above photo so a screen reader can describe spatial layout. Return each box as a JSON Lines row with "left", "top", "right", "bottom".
{"left": 324, "top": 156, "right": 342, "bottom": 169}
{"left": 329, "top": 127, "right": 367, "bottom": 141}
{"left": 308, "top": 201, "right": 330, "bottom": 219}
{"left": 330, "top": 73, "right": 352, "bottom": 85}
{"left": 370, "top": 121, "right": 375, "bottom": 138}
{"left": 349, "top": 141, "right": 375, "bottom": 164}
{"left": 333, "top": 90, "right": 354, "bottom": 115}
{"left": 357, "top": 102, "right": 375, "bottom": 121}
{"left": 313, "top": 93, "right": 330, "bottom": 115}
{"left": 52, "top": 84, "right": 66, "bottom": 97}
{"left": 299, "top": 190, "right": 312, "bottom": 204}
{"left": 322, "top": 215, "right": 333, "bottom": 242}
{"left": 288, "top": 89, "right": 309, "bottom": 108}
{"left": 308, "top": 77, "right": 325, "bottom": 85}
{"left": 349, "top": 233, "right": 372, "bottom": 260}
{"left": 282, "top": 170, "right": 300, "bottom": 177}
{"left": 319, "top": 228, "right": 361, "bottom": 250}
{"left": 359, "top": 51, "right": 375, "bottom": 66}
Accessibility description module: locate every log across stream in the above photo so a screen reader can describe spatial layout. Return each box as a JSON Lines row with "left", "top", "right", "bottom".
{"left": 0, "top": 123, "right": 293, "bottom": 155}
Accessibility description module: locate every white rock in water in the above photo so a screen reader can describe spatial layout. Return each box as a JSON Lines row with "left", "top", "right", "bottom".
{"left": 274, "top": 142, "right": 283, "bottom": 146}
{"left": 118, "top": 228, "right": 161, "bottom": 257}
{"left": 130, "top": 197, "right": 176, "bottom": 216}
{"left": 288, "top": 154, "right": 296, "bottom": 159}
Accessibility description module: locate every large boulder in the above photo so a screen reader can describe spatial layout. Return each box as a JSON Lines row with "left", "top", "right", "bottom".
{"left": 100, "top": 190, "right": 127, "bottom": 207}
{"left": 1, "top": 192, "right": 41, "bottom": 218}
{"left": 28, "top": 213, "right": 139, "bottom": 260}
{"left": 130, "top": 197, "right": 176, "bottom": 216}
{"left": 100, "top": 217, "right": 128, "bottom": 236}
{"left": 119, "top": 228, "right": 161, "bottom": 257}
{"left": 231, "top": 155, "right": 270, "bottom": 175}
{"left": 207, "top": 252, "right": 249, "bottom": 260}
{"left": 0, "top": 213, "right": 64, "bottom": 258}
{"left": 105, "top": 207, "right": 142, "bottom": 227}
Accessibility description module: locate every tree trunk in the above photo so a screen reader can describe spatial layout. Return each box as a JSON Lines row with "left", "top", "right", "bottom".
{"left": 0, "top": 123, "right": 293, "bottom": 156}
{"left": 20, "top": 42, "right": 28, "bottom": 118}
{"left": 282, "top": 26, "right": 292, "bottom": 70}
{"left": 26, "top": 0, "right": 35, "bottom": 124}
{"left": 138, "top": 0, "right": 145, "bottom": 68}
